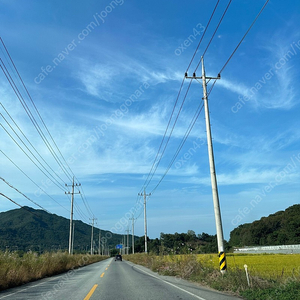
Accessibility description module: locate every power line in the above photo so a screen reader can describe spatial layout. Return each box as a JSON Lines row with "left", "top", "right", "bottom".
{"left": 77, "top": 185, "right": 94, "bottom": 218}
{"left": 0, "top": 112, "right": 67, "bottom": 190}
{"left": 0, "top": 149, "right": 69, "bottom": 212}
{"left": 0, "top": 123, "right": 67, "bottom": 192}
{"left": 0, "top": 37, "right": 74, "bottom": 179}
{"left": 0, "top": 41, "right": 73, "bottom": 183}
{"left": 141, "top": 1, "right": 222, "bottom": 193}
{"left": 150, "top": 104, "right": 204, "bottom": 194}
{"left": 134, "top": 197, "right": 144, "bottom": 221}
{"left": 144, "top": 80, "right": 193, "bottom": 191}
{"left": 138, "top": 0, "right": 230, "bottom": 194}
{"left": 218, "top": 0, "right": 270, "bottom": 75}
{"left": 195, "top": 0, "right": 232, "bottom": 72}
{"left": 206, "top": 0, "right": 270, "bottom": 97}
{"left": 0, "top": 38, "right": 75, "bottom": 181}
{"left": 0, "top": 176, "right": 50, "bottom": 213}
{"left": 140, "top": 1, "right": 230, "bottom": 194}
{"left": 74, "top": 200, "right": 90, "bottom": 223}
{"left": 186, "top": 0, "right": 220, "bottom": 72}
{"left": 0, "top": 40, "right": 94, "bottom": 227}
{"left": 0, "top": 59, "right": 72, "bottom": 183}
{"left": 0, "top": 193, "right": 41, "bottom": 218}
{"left": 140, "top": 76, "right": 187, "bottom": 193}
{"left": 0, "top": 102, "right": 67, "bottom": 185}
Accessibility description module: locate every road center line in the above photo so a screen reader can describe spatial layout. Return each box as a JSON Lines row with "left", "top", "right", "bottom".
{"left": 100, "top": 272, "right": 105, "bottom": 277}
{"left": 132, "top": 265, "right": 207, "bottom": 300}
{"left": 83, "top": 284, "right": 98, "bottom": 300}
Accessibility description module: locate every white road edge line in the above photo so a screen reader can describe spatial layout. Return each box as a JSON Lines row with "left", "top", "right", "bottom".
{"left": 0, "top": 275, "right": 60, "bottom": 299}
{"left": 132, "top": 265, "right": 207, "bottom": 300}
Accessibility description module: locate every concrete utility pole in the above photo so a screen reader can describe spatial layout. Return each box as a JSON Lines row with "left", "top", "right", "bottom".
{"left": 138, "top": 189, "right": 151, "bottom": 254}
{"left": 98, "top": 229, "right": 101, "bottom": 255}
{"left": 129, "top": 215, "right": 135, "bottom": 254}
{"left": 185, "top": 56, "right": 226, "bottom": 273}
{"left": 71, "top": 222, "right": 75, "bottom": 254}
{"left": 123, "top": 235, "right": 125, "bottom": 255}
{"left": 65, "top": 177, "right": 80, "bottom": 255}
{"left": 125, "top": 228, "right": 130, "bottom": 255}
{"left": 90, "top": 217, "right": 97, "bottom": 255}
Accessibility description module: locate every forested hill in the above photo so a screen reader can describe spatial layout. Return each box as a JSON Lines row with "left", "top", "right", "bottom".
{"left": 229, "top": 204, "right": 300, "bottom": 247}
{"left": 0, "top": 206, "right": 125, "bottom": 252}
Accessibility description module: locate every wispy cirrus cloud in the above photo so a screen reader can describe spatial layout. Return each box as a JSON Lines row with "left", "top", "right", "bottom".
{"left": 73, "top": 48, "right": 182, "bottom": 101}
{"left": 217, "top": 31, "right": 299, "bottom": 111}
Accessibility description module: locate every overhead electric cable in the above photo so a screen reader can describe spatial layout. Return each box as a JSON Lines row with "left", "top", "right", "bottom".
{"left": 0, "top": 38, "right": 75, "bottom": 181}
{"left": 140, "top": 1, "right": 222, "bottom": 193}
{"left": 0, "top": 58, "right": 72, "bottom": 183}
{"left": 194, "top": 0, "right": 232, "bottom": 73}
{"left": 0, "top": 112, "right": 67, "bottom": 189}
{"left": 0, "top": 149, "right": 69, "bottom": 211}
{"left": 186, "top": 0, "right": 220, "bottom": 72}
{"left": 0, "top": 176, "right": 50, "bottom": 213}
{"left": 74, "top": 201, "right": 90, "bottom": 223}
{"left": 0, "top": 38, "right": 94, "bottom": 223}
{"left": 0, "top": 102, "right": 67, "bottom": 185}
{"left": 0, "top": 193, "right": 41, "bottom": 218}
{"left": 207, "top": 0, "right": 270, "bottom": 96}
{"left": 218, "top": 0, "right": 269, "bottom": 75}
{"left": 77, "top": 185, "right": 94, "bottom": 218}
{"left": 0, "top": 61, "right": 72, "bottom": 184}
{"left": 150, "top": 104, "right": 204, "bottom": 194}
{"left": 144, "top": 79, "right": 193, "bottom": 190}
{"left": 139, "top": 76, "right": 187, "bottom": 193}
{"left": 0, "top": 123, "right": 67, "bottom": 192}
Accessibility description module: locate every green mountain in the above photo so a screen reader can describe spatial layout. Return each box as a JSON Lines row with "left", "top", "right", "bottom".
{"left": 229, "top": 204, "right": 300, "bottom": 247}
{"left": 3, "top": 204, "right": 299, "bottom": 254}
{"left": 0, "top": 206, "right": 129, "bottom": 253}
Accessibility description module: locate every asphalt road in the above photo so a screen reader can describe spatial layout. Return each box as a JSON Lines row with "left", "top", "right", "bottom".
{"left": 0, "top": 258, "right": 242, "bottom": 300}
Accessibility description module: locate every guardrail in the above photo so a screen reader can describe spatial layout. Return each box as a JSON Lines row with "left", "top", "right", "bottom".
{"left": 233, "top": 244, "right": 300, "bottom": 254}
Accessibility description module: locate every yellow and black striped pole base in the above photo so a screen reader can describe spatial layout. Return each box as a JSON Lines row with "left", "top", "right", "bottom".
{"left": 219, "top": 251, "right": 227, "bottom": 273}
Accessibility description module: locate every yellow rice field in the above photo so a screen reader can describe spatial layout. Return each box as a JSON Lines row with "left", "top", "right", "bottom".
{"left": 196, "top": 253, "right": 300, "bottom": 280}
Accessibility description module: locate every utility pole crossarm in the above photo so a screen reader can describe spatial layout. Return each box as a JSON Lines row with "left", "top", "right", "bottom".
{"left": 184, "top": 72, "right": 221, "bottom": 80}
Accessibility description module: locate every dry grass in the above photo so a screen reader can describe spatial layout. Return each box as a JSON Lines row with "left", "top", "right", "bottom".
{"left": 0, "top": 251, "right": 108, "bottom": 291}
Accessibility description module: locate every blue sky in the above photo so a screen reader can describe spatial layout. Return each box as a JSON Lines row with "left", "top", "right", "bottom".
{"left": 0, "top": 0, "right": 299, "bottom": 242}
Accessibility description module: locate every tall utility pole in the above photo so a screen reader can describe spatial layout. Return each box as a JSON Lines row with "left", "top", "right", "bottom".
{"left": 122, "top": 235, "right": 125, "bottom": 255}
{"left": 71, "top": 222, "right": 75, "bottom": 254}
{"left": 90, "top": 217, "right": 97, "bottom": 255}
{"left": 125, "top": 228, "right": 130, "bottom": 255}
{"left": 65, "top": 177, "right": 80, "bottom": 255}
{"left": 185, "top": 56, "right": 226, "bottom": 274}
{"left": 138, "top": 189, "right": 151, "bottom": 254}
{"left": 98, "top": 229, "right": 101, "bottom": 255}
{"left": 129, "top": 215, "right": 135, "bottom": 254}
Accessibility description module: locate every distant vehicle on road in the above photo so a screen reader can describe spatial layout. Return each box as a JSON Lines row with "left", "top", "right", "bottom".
{"left": 115, "top": 254, "right": 122, "bottom": 261}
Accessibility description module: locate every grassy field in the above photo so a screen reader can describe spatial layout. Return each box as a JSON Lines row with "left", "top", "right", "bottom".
{"left": 197, "top": 253, "right": 300, "bottom": 280}
{"left": 0, "top": 251, "right": 108, "bottom": 291}
{"left": 124, "top": 253, "right": 300, "bottom": 300}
